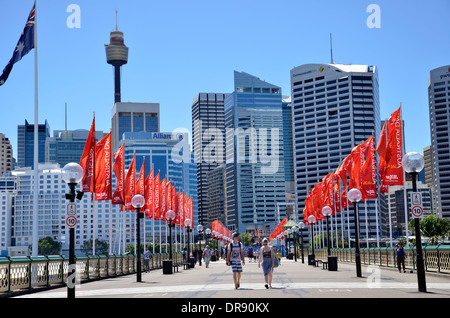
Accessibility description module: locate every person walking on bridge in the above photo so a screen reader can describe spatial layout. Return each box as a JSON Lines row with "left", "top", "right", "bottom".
{"left": 258, "top": 238, "right": 275, "bottom": 289}
{"left": 227, "top": 232, "right": 245, "bottom": 289}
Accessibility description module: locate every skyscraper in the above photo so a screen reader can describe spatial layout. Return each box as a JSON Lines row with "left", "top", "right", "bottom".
{"left": 45, "top": 129, "right": 105, "bottom": 167}
{"left": 111, "top": 102, "right": 160, "bottom": 151}
{"left": 428, "top": 65, "right": 450, "bottom": 219}
{"left": 0, "top": 133, "right": 13, "bottom": 175}
{"left": 17, "top": 119, "right": 50, "bottom": 169}
{"left": 290, "top": 63, "right": 380, "bottom": 241}
{"left": 192, "top": 93, "right": 228, "bottom": 226}
{"left": 225, "top": 71, "right": 286, "bottom": 233}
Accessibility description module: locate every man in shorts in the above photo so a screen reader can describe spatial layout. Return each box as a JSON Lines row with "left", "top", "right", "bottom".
{"left": 226, "top": 232, "right": 245, "bottom": 289}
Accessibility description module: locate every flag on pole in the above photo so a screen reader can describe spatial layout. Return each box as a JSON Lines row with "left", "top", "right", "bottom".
{"left": 144, "top": 168, "right": 153, "bottom": 218}
{"left": 94, "top": 132, "right": 111, "bottom": 200}
{"left": 112, "top": 144, "right": 125, "bottom": 205}
{"left": 376, "top": 122, "right": 389, "bottom": 193}
{"left": 80, "top": 117, "right": 96, "bottom": 192}
{"left": 361, "top": 136, "right": 377, "bottom": 199}
{"left": 153, "top": 172, "right": 160, "bottom": 220}
{"left": 385, "top": 107, "right": 404, "bottom": 185}
{"left": 0, "top": 3, "right": 35, "bottom": 86}
{"left": 124, "top": 153, "right": 136, "bottom": 211}
{"left": 136, "top": 159, "right": 145, "bottom": 213}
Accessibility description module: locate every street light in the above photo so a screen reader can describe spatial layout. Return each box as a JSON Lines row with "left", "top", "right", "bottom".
{"left": 166, "top": 210, "right": 176, "bottom": 260}
{"left": 348, "top": 188, "right": 362, "bottom": 277}
{"left": 292, "top": 225, "right": 298, "bottom": 262}
{"left": 62, "top": 162, "right": 84, "bottom": 299}
{"left": 402, "top": 152, "right": 426, "bottom": 292}
{"left": 298, "top": 222, "right": 305, "bottom": 264}
{"left": 307, "top": 214, "right": 316, "bottom": 265}
{"left": 197, "top": 224, "right": 204, "bottom": 266}
{"left": 322, "top": 206, "right": 333, "bottom": 256}
{"left": 185, "top": 218, "right": 192, "bottom": 268}
{"left": 132, "top": 194, "right": 145, "bottom": 282}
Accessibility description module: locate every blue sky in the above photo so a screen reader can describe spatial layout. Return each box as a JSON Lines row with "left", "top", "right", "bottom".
{"left": 0, "top": 0, "right": 449, "bottom": 157}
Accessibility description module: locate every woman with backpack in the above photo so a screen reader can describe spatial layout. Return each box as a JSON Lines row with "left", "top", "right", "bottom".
{"left": 258, "top": 238, "right": 276, "bottom": 289}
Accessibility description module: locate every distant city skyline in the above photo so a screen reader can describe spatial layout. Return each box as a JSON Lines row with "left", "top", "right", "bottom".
{"left": 0, "top": 1, "right": 449, "bottom": 159}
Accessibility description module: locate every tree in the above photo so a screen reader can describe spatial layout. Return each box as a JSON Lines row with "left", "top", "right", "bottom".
{"left": 409, "top": 215, "right": 450, "bottom": 245}
{"left": 38, "top": 237, "right": 61, "bottom": 255}
{"left": 240, "top": 233, "right": 252, "bottom": 246}
{"left": 81, "top": 239, "right": 109, "bottom": 255}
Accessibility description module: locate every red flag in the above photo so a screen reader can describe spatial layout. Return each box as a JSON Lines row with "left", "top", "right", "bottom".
{"left": 376, "top": 122, "right": 389, "bottom": 193}
{"left": 144, "top": 168, "right": 154, "bottom": 218}
{"left": 124, "top": 153, "right": 136, "bottom": 211}
{"left": 361, "top": 136, "right": 377, "bottom": 199}
{"left": 79, "top": 117, "right": 95, "bottom": 192}
{"left": 350, "top": 144, "right": 363, "bottom": 195}
{"left": 334, "top": 172, "right": 341, "bottom": 213}
{"left": 112, "top": 144, "right": 125, "bottom": 205}
{"left": 94, "top": 132, "right": 111, "bottom": 201}
{"left": 160, "top": 178, "right": 166, "bottom": 221}
{"left": 154, "top": 172, "right": 160, "bottom": 220}
{"left": 179, "top": 191, "right": 185, "bottom": 227}
{"left": 385, "top": 107, "right": 404, "bottom": 185}
{"left": 136, "top": 159, "right": 145, "bottom": 213}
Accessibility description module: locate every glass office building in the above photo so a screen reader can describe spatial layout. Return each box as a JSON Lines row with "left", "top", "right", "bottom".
{"left": 111, "top": 102, "right": 160, "bottom": 151}
{"left": 225, "top": 71, "right": 286, "bottom": 233}
{"left": 17, "top": 120, "right": 50, "bottom": 169}
{"left": 121, "top": 132, "right": 198, "bottom": 240}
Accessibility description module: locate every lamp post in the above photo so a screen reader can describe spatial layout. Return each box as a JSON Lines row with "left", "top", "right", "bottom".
{"left": 197, "top": 224, "right": 204, "bottom": 266}
{"left": 307, "top": 215, "right": 316, "bottom": 265}
{"left": 348, "top": 188, "right": 362, "bottom": 277}
{"left": 298, "top": 222, "right": 305, "bottom": 263}
{"left": 166, "top": 210, "right": 176, "bottom": 260}
{"left": 292, "top": 225, "right": 298, "bottom": 262}
{"left": 61, "top": 162, "right": 84, "bottom": 299}
{"left": 322, "top": 206, "right": 333, "bottom": 256}
{"left": 131, "top": 194, "right": 145, "bottom": 282}
{"left": 185, "top": 218, "right": 192, "bottom": 268}
{"left": 205, "top": 228, "right": 211, "bottom": 248}
{"left": 402, "top": 152, "right": 426, "bottom": 292}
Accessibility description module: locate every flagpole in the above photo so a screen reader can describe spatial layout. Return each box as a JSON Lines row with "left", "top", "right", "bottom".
{"left": 400, "top": 103, "right": 409, "bottom": 242}
{"left": 93, "top": 193, "right": 96, "bottom": 255}
{"left": 32, "top": 0, "right": 39, "bottom": 257}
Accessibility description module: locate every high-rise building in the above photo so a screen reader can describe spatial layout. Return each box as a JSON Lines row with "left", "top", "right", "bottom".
{"left": 121, "top": 131, "right": 198, "bottom": 235}
{"left": 17, "top": 120, "right": 50, "bottom": 169}
{"left": 290, "top": 63, "right": 380, "bottom": 242}
{"left": 45, "top": 129, "right": 105, "bottom": 167}
{"left": 111, "top": 102, "right": 160, "bottom": 151}
{"left": 225, "top": 71, "right": 286, "bottom": 233}
{"left": 192, "top": 93, "right": 228, "bottom": 226}
{"left": 428, "top": 65, "right": 450, "bottom": 220}
{"left": 0, "top": 133, "right": 13, "bottom": 175}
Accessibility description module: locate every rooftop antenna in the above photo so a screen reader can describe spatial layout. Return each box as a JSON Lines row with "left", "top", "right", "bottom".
{"left": 115, "top": 9, "right": 118, "bottom": 31}
{"left": 330, "top": 33, "right": 334, "bottom": 64}
{"left": 65, "top": 102, "right": 67, "bottom": 131}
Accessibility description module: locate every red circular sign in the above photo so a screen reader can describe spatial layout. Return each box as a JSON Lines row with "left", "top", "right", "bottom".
{"left": 66, "top": 216, "right": 77, "bottom": 228}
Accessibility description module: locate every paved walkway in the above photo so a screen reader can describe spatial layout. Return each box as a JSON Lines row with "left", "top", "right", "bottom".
{"left": 15, "top": 258, "right": 450, "bottom": 299}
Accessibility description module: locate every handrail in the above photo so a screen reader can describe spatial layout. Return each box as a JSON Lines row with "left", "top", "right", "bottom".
{"left": 309, "top": 246, "right": 450, "bottom": 274}
{"left": 0, "top": 252, "right": 182, "bottom": 296}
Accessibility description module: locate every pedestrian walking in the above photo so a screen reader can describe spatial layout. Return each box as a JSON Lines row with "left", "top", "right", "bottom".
{"left": 276, "top": 250, "right": 282, "bottom": 266}
{"left": 396, "top": 242, "right": 406, "bottom": 273}
{"left": 248, "top": 246, "right": 254, "bottom": 263}
{"left": 203, "top": 245, "right": 211, "bottom": 268}
{"left": 226, "top": 232, "right": 245, "bottom": 289}
{"left": 144, "top": 247, "right": 151, "bottom": 272}
{"left": 258, "top": 238, "right": 275, "bottom": 289}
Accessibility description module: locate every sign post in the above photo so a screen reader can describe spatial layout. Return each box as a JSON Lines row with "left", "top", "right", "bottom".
{"left": 410, "top": 192, "right": 423, "bottom": 219}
